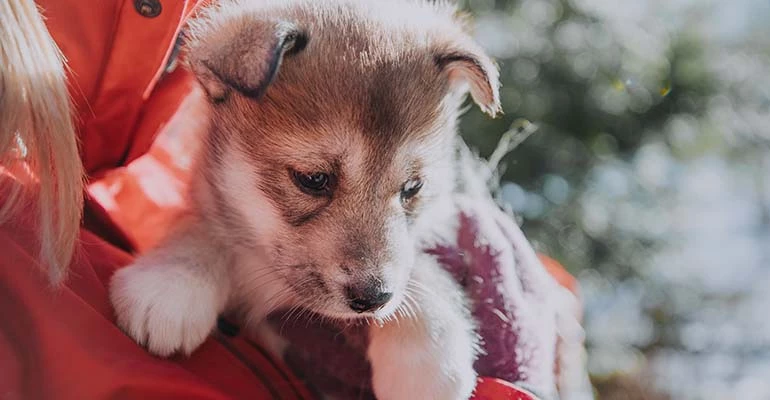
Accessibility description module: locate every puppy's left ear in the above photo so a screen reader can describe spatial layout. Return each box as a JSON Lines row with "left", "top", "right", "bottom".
{"left": 187, "top": 17, "right": 308, "bottom": 102}
{"left": 435, "top": 41, "right": 501, "bottom": 117}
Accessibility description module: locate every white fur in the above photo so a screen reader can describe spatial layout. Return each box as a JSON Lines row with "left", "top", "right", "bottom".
{"left": 110, "top": 216, "right": 232, "bottom": 356}
{"left": 369, "top": 254, "right": 478, "bottom": 400}
{"left": 111, "top": 262, "right": 220, "bottom": 356}
{"left": 220, "top": 143, "right": 282, "bottom": 247}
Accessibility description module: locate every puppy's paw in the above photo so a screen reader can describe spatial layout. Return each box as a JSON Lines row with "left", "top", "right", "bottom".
{"left": 109, "top": 262, "right": 221, "bottom": 357}
{"left": 369, "top": 321, "right": 478, "bottom": 400}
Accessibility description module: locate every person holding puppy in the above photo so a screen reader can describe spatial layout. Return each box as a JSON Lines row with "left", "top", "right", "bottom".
{"left": 0, "top": 0, "right": 589, "bottom": 399}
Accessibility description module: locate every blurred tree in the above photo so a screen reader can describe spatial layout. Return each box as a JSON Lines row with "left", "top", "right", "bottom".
{"left": 454, "top": 0, "right": 770, "bottom": 398}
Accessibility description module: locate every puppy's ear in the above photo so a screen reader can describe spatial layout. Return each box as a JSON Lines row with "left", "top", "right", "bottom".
{"left": 187, "top": 17, "right": 308, "bottom": 102}
{"left": 435, "top": 41, "right": 501, "bottom": 117}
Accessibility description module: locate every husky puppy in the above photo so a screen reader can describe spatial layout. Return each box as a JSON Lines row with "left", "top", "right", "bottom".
{"left": 109, "top": 0, "right": 501, "bottom": 398}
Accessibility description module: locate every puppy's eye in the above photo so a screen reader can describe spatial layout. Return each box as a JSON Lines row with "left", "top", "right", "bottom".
{"left": 400, "top": 178, "right": 423, "bottom": 204}
{"left": 293, "top": 170, "right": 331, "bottom": 195}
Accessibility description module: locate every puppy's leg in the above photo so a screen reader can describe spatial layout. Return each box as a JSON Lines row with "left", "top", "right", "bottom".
{"left": 368, "top": 256, "right": 478, "bottom": 400}
{"left": 109, "top": 215, "right": 232, "bottom": 357}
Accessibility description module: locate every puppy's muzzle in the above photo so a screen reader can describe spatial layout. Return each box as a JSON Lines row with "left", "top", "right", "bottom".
{"left": 344, "top": 283, "right": 392, "bottom": 313}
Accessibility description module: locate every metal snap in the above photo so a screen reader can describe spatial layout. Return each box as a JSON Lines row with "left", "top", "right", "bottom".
{"left": 134, "top": 0, "right": 162, "bottom": 18}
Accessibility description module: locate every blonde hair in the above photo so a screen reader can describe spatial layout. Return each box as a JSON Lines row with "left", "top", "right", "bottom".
{"left": 0, "top": 0, "right": 84, "bottom": 285}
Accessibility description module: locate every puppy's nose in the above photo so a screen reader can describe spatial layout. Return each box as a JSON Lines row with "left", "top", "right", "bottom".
{"left": 345, "top": 284, "right": 392, "bottom": 313}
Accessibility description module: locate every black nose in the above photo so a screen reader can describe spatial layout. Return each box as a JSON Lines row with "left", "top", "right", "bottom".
{"left": 345, "top": 285, "right": 392, "bottom": 313}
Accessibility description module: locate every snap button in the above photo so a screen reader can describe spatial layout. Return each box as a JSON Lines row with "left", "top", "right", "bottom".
{"left": 134, "top": 0, "right": 162, "bottom": 18}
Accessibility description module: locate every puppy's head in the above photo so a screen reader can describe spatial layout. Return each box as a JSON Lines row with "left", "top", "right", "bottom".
{"left": 187, "top": 0, "right": 500, "bottom": 319}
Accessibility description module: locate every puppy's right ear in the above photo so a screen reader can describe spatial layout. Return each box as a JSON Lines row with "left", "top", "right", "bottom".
{"left": 187, "top": 17, "right": 308, "bottom": 102}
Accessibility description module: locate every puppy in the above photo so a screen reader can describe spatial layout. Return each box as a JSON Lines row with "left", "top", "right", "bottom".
{"left": 109, "top": 1, "right": 501, "bottom": 399}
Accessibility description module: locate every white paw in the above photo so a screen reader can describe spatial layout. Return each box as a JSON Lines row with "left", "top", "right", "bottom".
{"left": 369, "top": 323, "right": 478, "bottom": 400}
{"left": 109, "top": 262, "right": 221, "bottom": 357}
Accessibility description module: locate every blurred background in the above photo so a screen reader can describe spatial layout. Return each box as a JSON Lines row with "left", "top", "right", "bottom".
{"left": 455, "top": 0, "right": 770, "bottom": 398}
